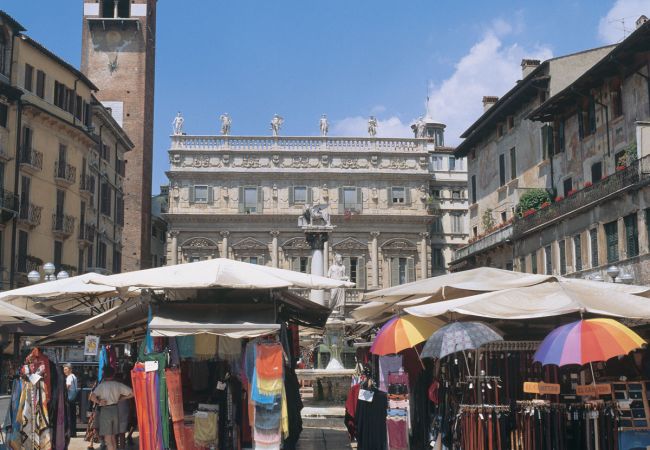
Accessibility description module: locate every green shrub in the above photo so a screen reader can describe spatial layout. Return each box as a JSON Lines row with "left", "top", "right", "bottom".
{"left": 516, "top": 188, "right": 552, "bottom": 217}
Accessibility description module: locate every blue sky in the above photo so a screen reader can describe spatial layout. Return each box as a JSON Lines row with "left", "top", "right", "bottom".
{"left": 3, "top": 0, "right": 647, "bottom": 190}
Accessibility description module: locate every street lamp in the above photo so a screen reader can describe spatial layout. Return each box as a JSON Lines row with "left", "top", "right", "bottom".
{"left": 590, "top": 273, "right": 604, "bottom": 282}
{"left": 606, "top": 265, "right": 620, "bottom": 282}
{"left": 27, "top": 262, "right": 70, "bottom": 284}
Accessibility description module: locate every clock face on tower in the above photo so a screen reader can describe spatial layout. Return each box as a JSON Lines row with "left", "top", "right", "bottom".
{"left": 106, "top": 30, "right": 122, "bottom": 45}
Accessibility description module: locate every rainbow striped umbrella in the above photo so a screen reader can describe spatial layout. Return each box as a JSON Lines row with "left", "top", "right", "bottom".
{"left": 370, "top": 315, "right": 440, "bottom": 356}
{"left": 534, "top": 318, "right": 646, "bottom": 366}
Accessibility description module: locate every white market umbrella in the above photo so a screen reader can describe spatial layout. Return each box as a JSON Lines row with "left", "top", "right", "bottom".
{"left": 0, "top": 273, "right": 129, "bottom": 312}
{"left": 89, "top": 258, "right": 355, "bottom": 291}
{"left": 0, "top": 300, "right": 52, "bottom": 326}
{"left": 405, "top": 277, "right": 650, "bottom": 320}
{"left": 353, "top": 268, "right": 557, "bottom": 322}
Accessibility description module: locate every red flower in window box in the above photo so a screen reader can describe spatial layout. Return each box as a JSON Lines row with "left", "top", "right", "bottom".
{"left": 584, "top": 181, "right": 593, "bottom": 188}
{"left": 554, "top": 196, "right": 564, "bottom": 202}
{"left": 522, "top": 209, "right": 536, "bottom": 218}
{"left": 616, "top": 165, "right": 626, "bottom": 171}
{"left": 541, "top": 201, "right": 551, "bottom": 208}
{"left": 567, "top": 189, "right": 577, "bottom": 197}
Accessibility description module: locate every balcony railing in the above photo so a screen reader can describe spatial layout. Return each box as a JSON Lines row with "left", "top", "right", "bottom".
{"left": 17, "top": 255, "right": 43, "bottom": 275}
{"left": 19, "top": 148, "right": 43, "bottom": 172}
{"left": 453, "top": 224, "right": 513, "bottom": 262}
{"left": 54, "top": 161, "right": 77, "bottom": 185}
{"left": 0, "top": 188, "right": 18, "bottom": 215}
{"left": 80, "top": 174, "right": 95, "bottom": 196}
{"left": 18, "top": 202, "right": 42, "bottom": 227}
{"left": 171, "top": 134, "right": 426, "bottom": 153}
{"left": 513, "top": 155, "right": 650, "bottom": 237}
{"left": 52, "top": 212, "right": 75, "bottom": 238}
{"left": 78, "top": 223, "right": 96, "bottom": 243}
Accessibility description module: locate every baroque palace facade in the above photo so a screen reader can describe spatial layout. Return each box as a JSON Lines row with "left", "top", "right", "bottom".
{"left": 165, "top": 120, "right": 462, "bottom": 300}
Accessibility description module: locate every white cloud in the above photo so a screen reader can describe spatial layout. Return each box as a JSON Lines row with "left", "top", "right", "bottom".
{"left": 426, "top": 25, "right": 552, "bottom": 145}
{"left": 332, "top": 115, "right": 413, "bottom": 138}
{"left": 598, "top": 0, "right": 648, "bottom": 44}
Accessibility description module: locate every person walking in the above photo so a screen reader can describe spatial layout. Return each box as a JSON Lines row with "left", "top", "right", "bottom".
{"left": 63, "top": 363, "right": 79, "bottom": 437}
{"left": 89, "top": 367, "right": 134, "bottom": 450}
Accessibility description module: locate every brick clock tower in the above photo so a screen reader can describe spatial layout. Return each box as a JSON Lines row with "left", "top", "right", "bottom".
{"left": 81, "top": 0, "right": 156, "bottom": 270}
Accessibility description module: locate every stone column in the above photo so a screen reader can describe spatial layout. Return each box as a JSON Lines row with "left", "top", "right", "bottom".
{"left": 305, "top": 232, "right": 330, "bottom": 306}
{"left": 370, "top": 231, "right": 380, "bottom": 288}
{"left": 419, "top": 232, "right": 429, "bottom": 279}
{"left": 638, "top": 210, "right": 649, "bottom": 255}
{"left": 169, "top": 231, "right": 179, "bottom": 265}
{"left": 270, "top": 230, "right": 280, "bottom": 267}
{"left": 323, "top": 240, "right": 330, "bottom": 273}
{"left": 220, "top": 231, "right": 230, "bottom": 259}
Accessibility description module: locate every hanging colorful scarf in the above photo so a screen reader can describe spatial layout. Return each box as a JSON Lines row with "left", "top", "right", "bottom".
{"left": 98, "top": 346, "right": 107, "bottom": 382}
{"left": 7, "top": 377, "right": 23, "bottom": 450}
{"left": 132, "top": 363, "right": 164, "bottom": 450}
{"left": 166, "top": 368, "right": 186, "bottom": 450}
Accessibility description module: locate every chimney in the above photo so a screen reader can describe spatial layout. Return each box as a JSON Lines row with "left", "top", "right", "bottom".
{"left": 482, "top": 96, "right": 499, "bottom": 112}
{"left": 637, "top": 15, "right": 649, "bottom": 29}
{"left": 521, "top": 59, "right": 541, "bottom": 78}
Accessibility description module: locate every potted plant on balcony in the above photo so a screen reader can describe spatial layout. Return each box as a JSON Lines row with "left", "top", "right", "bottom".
{"left": 567, "top": 189, "right": 577, "bottom": 197}
{"left": 515, "top": 188, "right": 552, "bottom": 218}
{"left": 616, "top": 165, "right": 626, "bottom": 172}
{"left": 554, "top": 195, "right": 564, "bottom": 202}
{"left": 541, "top": 201, "right": 551, "bottom": 208}
{"left": 584, "top": 181, "right": 593, "bottom": 188}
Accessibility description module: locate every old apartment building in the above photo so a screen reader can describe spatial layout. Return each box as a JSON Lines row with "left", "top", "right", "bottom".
{"left": 451, "top": 17, "right": 650, "bottom": 285}
{"left": 0, "top": 10, "right": 131, "bottom": 287}
{"left": 450, "top": 43, "right": 614, "bottom": 271}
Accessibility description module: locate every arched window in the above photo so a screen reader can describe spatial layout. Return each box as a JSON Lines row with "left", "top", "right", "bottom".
{"left": 102, "top": 0, "right": 130, "bottom": 18}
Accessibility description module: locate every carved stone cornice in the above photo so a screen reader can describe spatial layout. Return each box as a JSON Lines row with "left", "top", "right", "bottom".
{"left": 281, "top": 236, "right": 311, "bottom": 251}
{"left": 331, "top": 237, "right": 368, "bottom": 251}
{"left": 380, "top": 238, "right": 418, "bottom": 252}
{"left": 181, "top": 237, "right": 219, "bottom": 249}
{"left": 231, "top": 237, "right": 268, "bottom": 250}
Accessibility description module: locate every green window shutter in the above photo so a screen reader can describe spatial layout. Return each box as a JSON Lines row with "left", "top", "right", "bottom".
{"left": 338, "top": 187, "right": 344, "bottom": 214}
{"left": 357, "top": 256, "right": 366, "bottom": 289}
{"left": 307, "top": 256, "right": 312, "bottom": 273}
{"left": 356, "top": 187, "right": 363, "bottom": 212}
{"left": 390, "top": 258, "right": 399, "bottom": 287}
{"left": 407, "top": 257, "right": 415, "bottom": 282}
{"left": 307, "top": 187, "right": 313, "bottom": 205}
{"left": 291, "top": 257, "right": 298, "bottom": 272}
{"left": 577, "top": 110, "right": 584, "bottom": 140}
{"left": 405, "top": 187, "right": 411, "bottom": 205}
{"left": 258, "top": 255, "right": 265, "bottom": 266}
{"left": 387, "top": 187, "right": 393, "bottom": 207}
{"left": 288, "top": 186, "right": 294, "bottom": 205}
{"left": 257, "top": 186, "right": 264, "bottom": 213}
{"left": 207, "top": 186, "right": 214, "bottom": 204}
{"left": 238, "top": 186, "right": 245, "bottom": 213}
{"left": 343, "top": 257, "right": 351, "bottom": 278}
{"left": 189, "top": 186, "right": 195, "bottom": 204}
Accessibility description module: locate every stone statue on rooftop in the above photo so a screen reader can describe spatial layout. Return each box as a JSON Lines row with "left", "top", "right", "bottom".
{"left": 415, "top": 116, "right": 426, "bottom": 138}
{"left": 220, "top": 113, "right": 232, "bottom": 135}
{"left": 172, "top": 112, "right": 184, "bottom": 136}
{"left": 320, "top": 114, "right": 329, "bottom": 136}
{"left": 368, "top": 116, "right": 378, "bottom": 137}
{"left": 271, "top": 114, "right": 284, "bottom": 137}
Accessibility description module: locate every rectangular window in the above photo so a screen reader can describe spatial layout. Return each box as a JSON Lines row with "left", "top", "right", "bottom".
{"left": 557, "top": 120, "right": 565, "bottom": 153}
{"left": 193, "top": 185, "right": 209, "bottom": 203}
{"left": 501, "top": 211, "right": 507, "bottom": 223}
{"left": 590, "top": 228, "right": 599, "bottom": 267}
{"left": 431, "top": 217, "right": 442, "bottom": 234}
{"left": 574, "top": 235, "right": 582, "bottom": 271}
{"left": 563, "top": 178, "right": 572, "bottom": 197}
{"left": 509, "top": 147, "right": 516, "bottom": 180}
{"left": 542, "top": 124, "right": 554, "bottom": 158}
{"left": 53, "top": 240, "right": 63, "bottom": 269}
{"left": 604, "top": 221, "right": 619, "bottom": 263}
{"left": 431, "top": 156, "right": 443, "bottom": 171}
{"left": 341, "top": 186, "right": 361, "bottom": 212}
{"left": 299, "top": 256, "right": 309, "bottom": 273}
{"left": 499, "top": 154, "right": 506, "bottom": 186}
{"left": 431, "top": 189, "right": 441, "bottom": 199}
{"left": 113, "top": 248, "right": 122, "bottom": 274}
{"left": 611, "top": 82, "right": 623, "bottom": 118}
{"left": 507, "top": 116, "right": 514, "bottom": 130}
{"left": 519, "top": 257, "right": 526, "bottom": 273}
{"left": 24, "top": 64, "right": 33, "bottom": 92}
{"left": 432, "top": 247, "right": 445, "bottom": 270}
{"left": 496, "top": 123, "right": 504, "bottom": 138}
{"left": 19, "top": 176, "right": 30, "bottom": 220}
{"left": 448, "top": 157, "right": 456, "bottom": 171}
{"left": 87, "top": 244, "right": 93, "bottom": 268}
{"left": 391, "top": 187, "right": 406, "bottom": 204}
{"left": 54, "top": 81, "right": 66, "bottom": 109}
{"left": 292, "top": 186, "right": 308, "bottom": 204}
{"left": 391, "top": 257, "right": 415, "bottom": 286}
{"left": 17, "top": 230, "right": 28, "bottom": 273}
{"left": 78, "top": 249, "right": 84, "bottom": 274}
{"left": 36, "top": 70, "right": 45, "bottom": 99}
{"left": 98, "top": 242, "right": 107, "bottom": 268}
{"left": 451, "top": 213, "right": 464, "bottom": 234}
{"left": 100, "top": 182, "right": 111, "bottom": 216}
{"left": 452, "top": 190, "right": 461, "bottom": 200}
{"left": 0, "top": 103, "right": 7, "bottom": 128}
{"left": 240, "top": 186, "right": 260, "bottom": 213}
{"left": 531, "top": 252, "right": 538, "bottom": 274}
{"left": 471, "top": 175, "right": 477, "bottom": 204}
{"left": 624, "top": 213, "right": 639, "bottom": 258}
{"left": 559, "top": 240, "right": 566, "bottom": 275}
{"left": 591, "top": 162, "right": 602, "bottom": 183}
{"left": 545, "top": 245, "right": 552, "bottom": 275}
{"left": 75, "top": 94, "right": 83, "bottom": 120}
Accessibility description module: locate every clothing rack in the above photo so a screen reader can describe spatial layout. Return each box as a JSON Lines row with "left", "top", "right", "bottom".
{"left": 481, "top": 340, "right": 540, "bottom": 351}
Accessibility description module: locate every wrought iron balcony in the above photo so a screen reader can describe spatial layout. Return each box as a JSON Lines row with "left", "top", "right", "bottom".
{"left": 54, "top": 161, "right": 77, "bottom": 186}
{"left": 453, "top": 224, "right": 513, "bottom": 262}
{"left": 0, "top": 188, "right": 18, "bottom": 223}
{"left": 17, "top": 254, "right": 43, "bottom": 275}
{"left": 80, "top": 174, "right": 95, "bottom": 197}
{"left": 19, "top": 148, "right": 43, "bottom": 173}
{"left": 18, "top": 202, "right": 42, "bottom": 228}
{"left": 52, "top": 212, "right": 75, "bottom": 238}
{"left": 513, "top": 155, "right": 650, "bottom": 238}
{"left": 78, "top": 223, "right": 96, "bottom": 244}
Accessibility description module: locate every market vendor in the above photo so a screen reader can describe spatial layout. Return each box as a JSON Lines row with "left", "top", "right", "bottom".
{"left": 89, "top": 367, "right": 134, "bottom": 450}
